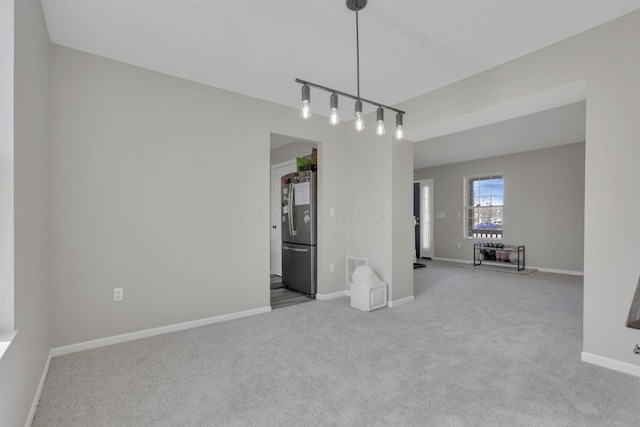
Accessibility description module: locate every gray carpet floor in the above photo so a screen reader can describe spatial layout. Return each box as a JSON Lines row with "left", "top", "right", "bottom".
{"left": 33, "top": 261, "right": 640, "bottom": 426}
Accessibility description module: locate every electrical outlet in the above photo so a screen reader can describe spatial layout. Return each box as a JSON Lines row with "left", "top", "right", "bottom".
{"left": 457, "top": 242, "right": 461, "bottom": 248}
{"left": 634, "top": 344, "right": 640, "bottom": 356}
{"left": 330, "top": 262, "right": 335, "bottom": 272}
{"left": 113, "top": 288, "right": 123, "bottom": 302}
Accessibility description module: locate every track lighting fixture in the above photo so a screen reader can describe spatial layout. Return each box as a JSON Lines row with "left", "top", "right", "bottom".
{"left": 301, "top": 84, "right": 311, "bottom": 120}
{"left": 295, "top": 0, "right": 405, "bottom": 139}
{"left": 376, "top": 107, "right": 385, "bottom": 136}
{"left": 355, "top": 100, "right": 365, "bottom": 132}
{"left": 395, "top": 113, "right": 404, "bottom": 140}
{"left": 329, "top": 92, "right": 340, "bottom": 125}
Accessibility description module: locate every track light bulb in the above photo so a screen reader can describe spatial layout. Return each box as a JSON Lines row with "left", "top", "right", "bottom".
{"left": 395, "top": 113, "right": 404, "bottom": 139}
{"left": 355, "top": 114, "right": 365, "bottom": 132}
{"left": 329, "top": 92, "right": 340, "bottom": 125}
{"left": 355, "top": 100, "right": 364, "bottom": 132}
{"left": 301, "top": 84, "right": 311, "bottom": 119}
{"left": 330, "top": 109, "right": 340, "bottom": 125}
{"left": 302, "top": 101, "right": 311, "bottom": 120}
{"left": 376, "top": 107, "right": 385, "bottom": 136}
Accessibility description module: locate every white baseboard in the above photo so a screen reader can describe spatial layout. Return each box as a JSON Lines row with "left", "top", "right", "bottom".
{"left": 581, "top": 351, "right": 640, "bottom": 377}
{"left": 388, "top": 295, "right": 415, "bottom": 308}
{"left": 316, "top": 290, "right": 347, "bottom": 300}
{"left": 26, "top": 349, "right": 52, "bottom": 427}
{"left": 51, "top": 306, "right": 272, "bottom": 357}
{"left": 432, "top": 257, "right": 471, "bottom": 264}
{"left": 532, "top": 266, "right": 584, "bottom": 276}
{"left": 0, "top": 330, "right": 18, "bottom": 361}
{"left": 432, "top": 257, "right": 584, "bottom": 276}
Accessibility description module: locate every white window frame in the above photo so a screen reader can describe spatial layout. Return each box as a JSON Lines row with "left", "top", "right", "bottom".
{"left": 463, "top": 173, "right": 504, "bottom": 240}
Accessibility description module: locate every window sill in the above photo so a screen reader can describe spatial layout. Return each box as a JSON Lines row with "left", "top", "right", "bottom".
{"left": 464, "top": 237, "right": 504, "bottom": 240}
{"left": 0, "top": 330, "right": 17, "bottom": 361}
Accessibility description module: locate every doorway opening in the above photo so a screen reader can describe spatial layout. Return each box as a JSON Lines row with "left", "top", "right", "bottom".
{"left": 270, "top": 133, "right": 319, "bottom": 309}
{"left": 413, "top": 179, "right": 433, "bottom": 268}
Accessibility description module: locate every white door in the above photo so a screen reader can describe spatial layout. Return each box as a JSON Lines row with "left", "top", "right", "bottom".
{"left": 417, "top": 179, "right": 434, "bottom": 259}
{"left": 271, "top": 160, "right": 297, "bottom": 275}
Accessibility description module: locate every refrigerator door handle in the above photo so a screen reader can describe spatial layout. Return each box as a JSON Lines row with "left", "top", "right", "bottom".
{"left": 288, "top": 182, "right": 296, "bottom": 236}
{"left": 283, "top": 246, "right": 308, "bottom": 253}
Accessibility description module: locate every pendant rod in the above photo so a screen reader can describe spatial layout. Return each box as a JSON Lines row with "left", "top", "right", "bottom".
{"left": 356, "top": 8, "right": 360, "bottom": 100}
{"left": 295, "top": 78, "right": 406, "bottom": 115}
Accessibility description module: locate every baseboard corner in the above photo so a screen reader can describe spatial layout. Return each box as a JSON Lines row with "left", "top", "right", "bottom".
{"left": 26, "top": 349, "right": 52, "bottom": 427}
{"left": 316, "top": 290, "right": 347, "bottom": 300}
{"left": 581, "top": 351, "right": 640, "bottom": 378}
{"left": 388, "top": 295, "right": 415, "bottom": 308}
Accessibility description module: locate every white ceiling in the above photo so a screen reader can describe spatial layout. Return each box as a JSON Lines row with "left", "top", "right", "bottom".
{"left": 41, "top": 1, "right": 638, "bottom": 165}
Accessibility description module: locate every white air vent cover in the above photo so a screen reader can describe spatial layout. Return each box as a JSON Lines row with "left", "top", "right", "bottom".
{"left": 346, "top": 256, "right": 368, "bottom": 285}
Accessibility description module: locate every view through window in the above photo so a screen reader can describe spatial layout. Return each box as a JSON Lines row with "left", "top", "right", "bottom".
{"left": 465, "top": 174, "right": 504, "bottom": 239}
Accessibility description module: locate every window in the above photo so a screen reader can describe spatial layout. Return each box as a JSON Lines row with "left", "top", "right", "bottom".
{"left": 465, "top": 174, "right": 503, "bottom": 239}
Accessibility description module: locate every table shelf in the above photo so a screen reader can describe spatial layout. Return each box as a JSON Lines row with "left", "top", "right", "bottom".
{"left": 473, "top": 244, "right": 525, "bottom": 271}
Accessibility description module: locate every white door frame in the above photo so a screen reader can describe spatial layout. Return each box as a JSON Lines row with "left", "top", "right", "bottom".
{"left": 415, "top": 179, "right": 434, "bottom": 259}
{"left": 271, "top": 160, "right": 297, "bottom": 275}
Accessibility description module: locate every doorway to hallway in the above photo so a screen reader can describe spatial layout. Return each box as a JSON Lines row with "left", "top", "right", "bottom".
{"left": 269, "top": 133, "right": 319, "bottom": 307}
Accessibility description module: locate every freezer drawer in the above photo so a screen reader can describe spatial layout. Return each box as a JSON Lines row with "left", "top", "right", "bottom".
{"left": 282, "top": 243, "right": 316, "bottom": 296}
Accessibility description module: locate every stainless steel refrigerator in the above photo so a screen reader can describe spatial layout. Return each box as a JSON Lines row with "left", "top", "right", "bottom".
{"left": 281, "top": 170, "right": 317, "bottom": 296}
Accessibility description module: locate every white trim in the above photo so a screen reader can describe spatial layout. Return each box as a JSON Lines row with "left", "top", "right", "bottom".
{"left": 0, "top": 329, "right": 17, "bottom": 361}
{"left": 26, "top": 349, "right": 52, "bottom": 427}
{"left": 51, "top": 306, "right": 271, "bottom": 357}
{"left": 581, "top": 352, "right": 640, "bottom": 378}
{"left": 316, "top": 290, "right": 347, "bottom": 300}
{"left": 531, "top": 266, "right": 583, "bottom": 276}
{"left": 388, "top": 295, "right": 415, "bottom": 308}
{"left": 431, "top": 258, "right": 584, "bottom": 276}
{"left": 432, "top": 257, "right": 472, "bottom": 264}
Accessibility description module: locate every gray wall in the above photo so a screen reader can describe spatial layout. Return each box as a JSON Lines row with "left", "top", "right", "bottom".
{"left": 49, "top": 44, "right": 411, "bottom": 346}
{"left": 345, "top": 129, "right": 414, "bottom": 303}
{"left": 0, "top": 1, "right": 52, "bottom": 425}
{"left": 270, "top": 140, "right": 314, "bottom": 166}
{"left": 415, "top": 143, "right": 585, "bottom": 273}
{"left": 0, "top": 0, "right": 14, "bottom": 331}
{"left": 50, "top": 45, "right": 357, "bottom": 346}
{"left": 403, "top": 10, "right": 640, "bottom": 368}
{"left": 391, "top": 137, "right": 415, "bottom": 302}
